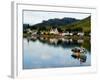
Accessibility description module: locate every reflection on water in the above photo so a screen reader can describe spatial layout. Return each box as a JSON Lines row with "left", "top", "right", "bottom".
{"left": 23, "top": 36, "right": 91, "bottom": 69}
{"left": 71, "top": 51, "right": 87, "bottom": 64}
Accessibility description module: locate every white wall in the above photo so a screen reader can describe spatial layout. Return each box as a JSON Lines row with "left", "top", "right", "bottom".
{"left": 0, "top": 0, "right": 100, "bottom": 80}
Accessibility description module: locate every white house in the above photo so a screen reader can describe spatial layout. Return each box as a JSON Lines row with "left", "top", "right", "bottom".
{"left": 41, "top": 32, "right": 44, "bottom": 35}
{"left": 50, "top": 28, "right": 59, "bottom": 34}
{"left": 27, "top": 29, "right": 32, "bottom": 34}
{"left": 61, "top": 32, "right": 70, "bottom": 36}
{"left": 77, "top": 39, "right": 84, "bottom": 43}
{"left": 77, "top": 32, "right": 84, "bottom": 36}
{"left": 32, "top": 31, "right": 37, "bottom": 35}
{"left": 69, "top": 33, "right": 73, "bottom": 36}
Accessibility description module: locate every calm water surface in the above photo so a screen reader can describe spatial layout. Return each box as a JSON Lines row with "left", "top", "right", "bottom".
{"left": 23, "top": 37, "right": 91, "bottom": 69}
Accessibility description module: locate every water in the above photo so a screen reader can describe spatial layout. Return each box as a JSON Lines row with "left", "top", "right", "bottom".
{"left": 23, "top": 37, "right": 91, "bottom": 69}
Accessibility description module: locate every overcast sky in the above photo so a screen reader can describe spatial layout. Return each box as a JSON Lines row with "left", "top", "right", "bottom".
{"left": 23, "top": 10, "right": 91, "bottom": 25}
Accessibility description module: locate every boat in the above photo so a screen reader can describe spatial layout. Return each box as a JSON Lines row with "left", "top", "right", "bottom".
{"left": 71, "top": 47, "right": 86, "bottom": 53}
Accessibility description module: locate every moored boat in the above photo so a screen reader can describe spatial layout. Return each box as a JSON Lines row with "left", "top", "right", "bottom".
{"left": 71, "top": 47, "right": 86, "bottom": 53}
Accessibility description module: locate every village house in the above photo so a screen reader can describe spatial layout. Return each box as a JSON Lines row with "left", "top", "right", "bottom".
{"left": 41, "top": 31, "right": 44, "bottom": 35}
{"left": 69, "top": 32, "right": 73, "bottom": 36}
{"left": 61, "top": 32, "right": 70, "bottom": 36}
{"left": 50, "top": 28, "right": 59, "bottom": 34}
{"left": 77, "top": 39, "right": 84, "bottom": 43}
{"left": 27, "top": 29, "right": 32, "bottom": 34}
{"left": 31, "top": 31, "right": 37, "bottom": 35}
{"left": 77, "top": 32, "right": 84, "bottom": 36}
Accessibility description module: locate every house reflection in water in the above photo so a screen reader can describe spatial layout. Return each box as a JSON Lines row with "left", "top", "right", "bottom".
{"left": 26, "top": 36, "right": 86, "bottom": 48}
{"left": 49, "top": 38, "right": 58, "bottom": 44}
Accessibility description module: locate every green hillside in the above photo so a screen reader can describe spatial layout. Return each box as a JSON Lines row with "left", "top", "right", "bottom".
{"left": 64, "top": 16, "right": 91, "bottom": 33}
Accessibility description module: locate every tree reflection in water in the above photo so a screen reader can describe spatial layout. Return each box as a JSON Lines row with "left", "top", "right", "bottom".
{"left": 26, "top": 36, "right": 90, "bottom": 52}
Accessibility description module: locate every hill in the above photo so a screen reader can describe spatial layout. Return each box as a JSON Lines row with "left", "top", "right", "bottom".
{"left": 29, "top": 17, "right": 79, "bottom": 30}
{"left": 65, "top": 16, "right": 91, "bottom": 33}
{"left": 23, "top": 16, "right": 91, "bottom": 34}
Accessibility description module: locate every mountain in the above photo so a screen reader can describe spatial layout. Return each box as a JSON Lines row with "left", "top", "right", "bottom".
{"left": 30, "top": 17, "right": 79, "bottom": 29}
{"left": 23, "top": 16, "right": 91, "bottom": 34}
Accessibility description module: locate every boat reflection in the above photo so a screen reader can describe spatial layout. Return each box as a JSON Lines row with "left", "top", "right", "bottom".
{"left": 71, "top": 52, "right": 87, "bottom": 64}
{"left": 71, "top": 47, "right": 87, "bottom": 64}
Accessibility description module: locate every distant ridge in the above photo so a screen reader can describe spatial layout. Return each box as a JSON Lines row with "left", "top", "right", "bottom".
{"left": 23, "top": 16, "right": 91, "bottom": 34}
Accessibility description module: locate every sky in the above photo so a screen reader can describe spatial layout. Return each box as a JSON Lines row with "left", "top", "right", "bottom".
{"left": 23, "top": 10, "right": 91, "bottom": 25}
